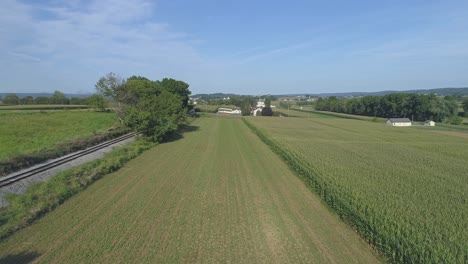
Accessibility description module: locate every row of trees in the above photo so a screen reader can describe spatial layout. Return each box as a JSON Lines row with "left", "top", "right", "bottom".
{"left": 1, "top": 91, "right": 89, "bottom": 105}
{"left": 95, "top": 73, "right": 191, "bottom": 142}
{"left": 315, "top": 94, "right": 459, "bottom": 122}
{"left": 463, "top": 98, "right": 468, "bottom": 117}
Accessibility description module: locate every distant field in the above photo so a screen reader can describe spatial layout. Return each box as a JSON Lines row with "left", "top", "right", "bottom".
{"left": 275, "top": 107, "right": 336, "bottom": 118}
{"left": 247, "top": 117, "right": 468, "bottom": 263}
{"left": 195, "top": 104, "right": 239, "bottom": 113}
{"left": 0, "top": 105, "right": 88, "bottom": 111}
{"left": 0, "top": 117, "right": 380, "bottom": 263}
{"left": 0, "top": 111, "right": 117, "bottom": 161}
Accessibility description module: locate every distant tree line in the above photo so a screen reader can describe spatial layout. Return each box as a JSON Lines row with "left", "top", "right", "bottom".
{"left": 0, "top": 91, "right": 90, "bottom": 106}
{"left": 315, "top": 94, "right": 459, "bottom": 122}
{"left": 95, "top": 73, "right": 191, "bottom": 142}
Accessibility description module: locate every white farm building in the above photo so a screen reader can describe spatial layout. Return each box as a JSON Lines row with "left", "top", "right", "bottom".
{"left": 217, "top": 108, "right": 241, "bottom": 115}
{"left": 424, "top": 120, "right": 435, "bottom": 126}
{"left": 386, "top": 118, "right": 412, "bottom": 126}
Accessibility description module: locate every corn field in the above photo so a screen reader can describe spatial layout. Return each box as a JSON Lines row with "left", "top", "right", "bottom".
{"left": 244, "top": 117, "right": 468, "bottom": 263}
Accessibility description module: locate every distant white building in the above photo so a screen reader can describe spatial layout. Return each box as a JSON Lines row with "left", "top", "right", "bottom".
{"left": 217, "top": 107, "right": 241, "bottom": 115}
{"left": 256, "top": 99, "right": 265, "bottom": 108}
{"left": 386, "top": 118, "right": 412, "bottom": 126}
{"left": 424, "top": 120, "right": 435, "bottom": 126}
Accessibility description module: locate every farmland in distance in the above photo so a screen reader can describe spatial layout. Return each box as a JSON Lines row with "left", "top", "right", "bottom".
{"left": 247, "top": 117, "right": 468, "bottom": 263}
{"left": 0, "top": 117, "right": 380, "bottom": 263}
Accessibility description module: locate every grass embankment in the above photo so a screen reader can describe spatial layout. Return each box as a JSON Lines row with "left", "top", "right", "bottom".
{"left": 0, "top": 139, "right": 156, "bottom": 240}
{"left": 245, "top": 117, "right": 468, "bottom": 263}
{"left": 0, "top": 117, "right": 379, "bottom": 263}
{"left": 0, "top": 111, "right": 126, "bottom": 176}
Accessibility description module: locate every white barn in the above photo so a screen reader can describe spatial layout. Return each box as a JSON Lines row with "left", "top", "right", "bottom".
{"left": 424, "top": 120, "right": 435, "bottom": 126}
{"left": 217, "top": 108, "right": 241, "bottom": 115}
{"left": 386, "top": 118, "right": 412, "bottom": 126}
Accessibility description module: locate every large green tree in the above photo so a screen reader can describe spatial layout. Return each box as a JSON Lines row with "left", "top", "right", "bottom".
{"left": 123, "top": 79, "right": 186, "bottom": 141}
{"left": 158, "top": 78, "right": 191, "bottom": 108}
{"left": 95, "top": 73, "right": 190, "bottom": 141}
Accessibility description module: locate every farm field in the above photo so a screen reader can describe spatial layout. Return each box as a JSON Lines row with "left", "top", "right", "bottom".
{"left": 247, "top": 117, "right": 468, "bottom": 263}
{"left": 274, "top": 107, "right": 334, "bottom": 118}
{"left": 0, "top": 110, "right": 118, "bottom": 162}
{"left": 195, "top": 104, "right": 239, "bottom": 113}
{"left": 0, "top": 105, "right": 88, "bottom": 111}
{"left": 289, "top": 106, "right": 387, "bottom": 122}
{"left": 0, "top": 117, "right": 380, "bottom": 263}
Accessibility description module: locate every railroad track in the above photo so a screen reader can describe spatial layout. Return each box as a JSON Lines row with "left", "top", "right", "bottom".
{"left": 0, "top": 132, "right": 136, "bottom": 188}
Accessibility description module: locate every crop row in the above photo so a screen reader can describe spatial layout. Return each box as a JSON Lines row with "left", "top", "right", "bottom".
{"left": 243, "top": 118, "right": 467, "bottom": 263}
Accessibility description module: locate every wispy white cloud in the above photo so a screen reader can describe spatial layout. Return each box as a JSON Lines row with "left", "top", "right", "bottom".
{"left": 8, "top": 51, "right": 41, "bottom": 62}
{"left": 0, "top": 0, "right": 204, "bottom": 92}
{"left": 234, "top": 41, "right": 316, "bottom": 64}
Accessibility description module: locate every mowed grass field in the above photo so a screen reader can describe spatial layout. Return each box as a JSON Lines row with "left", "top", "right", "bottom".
{"left": 0, "top": 110, "right": 117, "bottom": 161}
{"left": 0, "top": 117, "right": 380, "bottom": 263}
{"left": 248, "top": 117, "right": 468, "bottom": 263}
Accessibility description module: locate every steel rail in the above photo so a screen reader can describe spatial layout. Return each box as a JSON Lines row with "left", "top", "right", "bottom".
{"left": 0, "top": 132, "right": 136, "bottom": 188}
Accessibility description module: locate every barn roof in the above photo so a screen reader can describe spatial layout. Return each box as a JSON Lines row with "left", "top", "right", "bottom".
{"left": 424, "top": 120, "right": 434, "bottom": 123}
{"left": 388, "top": 118, "right": 411, "bottom": 123}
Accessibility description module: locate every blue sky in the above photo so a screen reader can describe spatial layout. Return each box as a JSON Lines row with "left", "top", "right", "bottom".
{"left": 1, "top": 0, "right": 467, "bottom": 95}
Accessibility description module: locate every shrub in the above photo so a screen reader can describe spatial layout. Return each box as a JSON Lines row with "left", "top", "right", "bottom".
{"left": 261, "top": 107, "right": 273, "bottom": 116}
{"left": 446, "top": 116, "right": 462, "bottom": 125}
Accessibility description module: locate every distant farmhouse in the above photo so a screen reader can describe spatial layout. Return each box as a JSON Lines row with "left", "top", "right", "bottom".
{"left": 386, "top": 118, "right": 412, "bottom": 127}
{"left": 256, "top": 100, "right": 265, "bottom": 108}
{"left": 252, "top": 98, "right": 275, "bottom": 116}
{"left": 424, "top": 120, "right": 435, "bottom": 126}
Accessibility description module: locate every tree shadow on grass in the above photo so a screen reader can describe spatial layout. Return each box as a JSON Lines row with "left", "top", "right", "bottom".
{"left": 0, "top": 251, "right": 40, "bottom": 264}
{"left": 163, "top": 125, "right": 200, "bottom": 143}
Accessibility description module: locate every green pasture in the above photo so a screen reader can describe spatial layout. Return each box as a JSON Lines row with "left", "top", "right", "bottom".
{"left": 0, "top": 110, "right": 118, "bottom": 161}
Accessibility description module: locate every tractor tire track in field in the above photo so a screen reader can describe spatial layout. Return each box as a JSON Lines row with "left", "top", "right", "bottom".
{"left": 0, "top": 117, "right": 381, "bottom": 263}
